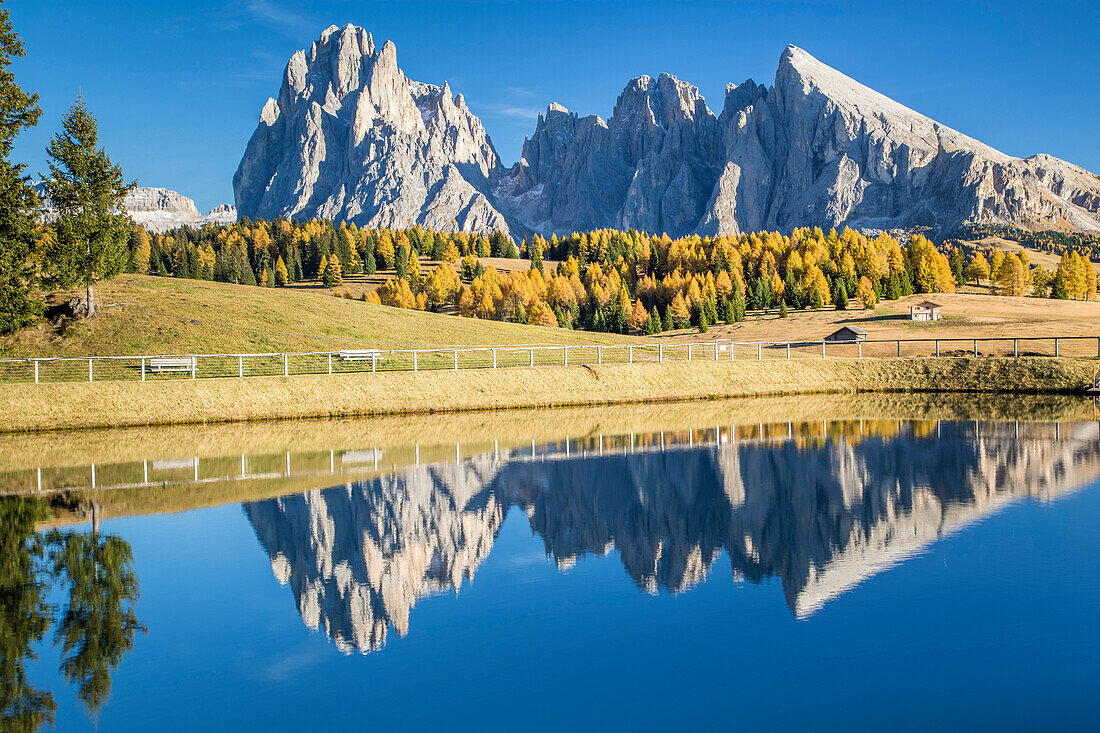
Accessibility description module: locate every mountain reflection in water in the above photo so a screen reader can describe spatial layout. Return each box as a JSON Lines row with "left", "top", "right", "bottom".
{"left": 243, "top": 420, "right": 1100, "bottom": 654}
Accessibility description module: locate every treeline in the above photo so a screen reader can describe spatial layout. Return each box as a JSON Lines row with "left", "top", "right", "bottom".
{"left": 953, "top": 224, "right": 1100, "bottom": 261}
{"left": 124, "top": 219, "right": 1099, "bottom": 334}
{"left": 130, "top": 218, "right": 518, "bottom": 286}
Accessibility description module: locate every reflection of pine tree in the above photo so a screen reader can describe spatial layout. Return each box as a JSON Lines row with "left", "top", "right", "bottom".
{"left": 46, "top": 529, "right": 145, "bottom": 719}
{"left": 0, "top": 498, "right": 57, "bottom": 732}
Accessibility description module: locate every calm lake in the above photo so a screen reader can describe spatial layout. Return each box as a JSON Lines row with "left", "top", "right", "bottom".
{"left": 3, "top": 396, "right": 1100, "bottom": 730}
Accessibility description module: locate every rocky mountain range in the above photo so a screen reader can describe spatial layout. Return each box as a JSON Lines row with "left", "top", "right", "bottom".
{"left": 244, "top": 420, "right": 1100, "bottom": 653}
{"left": 36, "top": 184, "right": 236, "bottom": 234}
{"left": 235, "top": 24, "right": 1100, "bottom": 239}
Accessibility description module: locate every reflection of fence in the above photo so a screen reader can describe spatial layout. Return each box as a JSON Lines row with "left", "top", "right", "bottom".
{"left": 1, "top": 336, "right": 1098, "bottom": 385}
{"left": 6, "top": 419, "right": 1085, "bottom": 497}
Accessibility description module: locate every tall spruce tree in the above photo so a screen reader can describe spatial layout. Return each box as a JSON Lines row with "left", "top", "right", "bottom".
{"left": 0, "top": 4, "right": 43, "bottom": 335}
{"left": 39, "top": 98, "right": 133, "bottom": 318}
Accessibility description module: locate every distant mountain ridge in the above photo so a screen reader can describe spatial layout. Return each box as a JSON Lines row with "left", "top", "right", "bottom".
{"left": 36, "top": 183, "right": 236, "bottom": 234}
{"left": 235, "top": 25, "right": 1100, "bottom": 239}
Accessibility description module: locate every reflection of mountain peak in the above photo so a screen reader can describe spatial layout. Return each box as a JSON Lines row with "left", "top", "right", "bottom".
{"left": 245, "top": 458, "right": 505, "bottom": 653}
{"left": 246, "top": 422, "right": 1100, "bottom": 652}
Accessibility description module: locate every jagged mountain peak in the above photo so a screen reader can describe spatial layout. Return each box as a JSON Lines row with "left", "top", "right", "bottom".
{"left": 236, "top": 31, "right": 1100, "bottom": 238}
{"left": 234, "top": 24, "right": 509, "bottom": 234}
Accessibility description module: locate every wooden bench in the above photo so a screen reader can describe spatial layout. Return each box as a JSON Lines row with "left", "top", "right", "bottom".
{"left": 148, "top": 357, "right": 196, "bottom": 374}
{"left": 338, "top": 349, "right": 381, "bottom": 362}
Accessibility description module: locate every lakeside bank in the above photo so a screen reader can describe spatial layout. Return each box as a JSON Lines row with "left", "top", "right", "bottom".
{"left": 1, "top": 356, "right": 1097, "bottom": 433}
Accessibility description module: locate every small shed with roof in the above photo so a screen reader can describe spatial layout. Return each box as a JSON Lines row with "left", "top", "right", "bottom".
{"left": 824, "top": 325, "right": 868, "bottom": 343}
{"left": 910, "top": 300, "right": 942, "bottom": 321}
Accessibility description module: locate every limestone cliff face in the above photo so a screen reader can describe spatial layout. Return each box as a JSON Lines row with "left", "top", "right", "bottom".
{"left": 233, "top": 24, "right": 509, "bottom": 235}
{"left": 36, "top": 184, "right": 236, "bottom": 233}
{"left": 499, "top": 46, "right": 1100, "bottom": 238}
{"left": 237, "top": 30, "right": 1100, "bottom": 238}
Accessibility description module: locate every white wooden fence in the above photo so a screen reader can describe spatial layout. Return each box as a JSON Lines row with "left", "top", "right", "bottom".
{"left": 0, "top": 336, "right": 1097, "bottom": 385}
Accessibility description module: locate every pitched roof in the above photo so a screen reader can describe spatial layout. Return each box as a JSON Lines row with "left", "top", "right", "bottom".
{"left": 911, "top": 300, "right": 942, "bottom": 309}
{"left": 829, "top": 325, "right": 867, "bottom": 335}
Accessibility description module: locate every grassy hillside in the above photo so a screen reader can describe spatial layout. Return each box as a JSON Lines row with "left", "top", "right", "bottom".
{"left": 659, "top": 293, "right": 1100, "bottom": 350}
{"left": 0, "top": 275, "right": 636, "bottom": 358}
{"left": 2, "top": 357, "right": 1095, "bottom": 432}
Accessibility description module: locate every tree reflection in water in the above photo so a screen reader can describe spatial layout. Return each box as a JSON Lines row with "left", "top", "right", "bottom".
{"left": 0, "top": 497, "right": 144, "bottom": 731}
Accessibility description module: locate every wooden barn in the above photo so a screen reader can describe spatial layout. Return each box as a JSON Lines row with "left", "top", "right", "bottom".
{"left": 909, "top": 300, "right": 942, "bottom": 321}
{"left": 824, "top": 325, "right": 868, "bottom": 342}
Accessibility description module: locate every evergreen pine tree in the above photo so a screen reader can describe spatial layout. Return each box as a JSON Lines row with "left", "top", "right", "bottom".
{"left": 395, "top": 243, "right": 407, "bottom": 279}
{"left": 732, "top": 280, "right": 746, "bottom": 322}
{"left": 39, "top": 98, "right": 134, "bottom": 318}
{"left": 0, "top": 5, "right": 42, "bottom": 335}
{"left": 809, "top": 285, "right": 824, "bottom": 309}
{"left": 1051, "top": 272, "right": 1069, "bottom": 300}
{"left": 779, "top": 300, "right": 788, "bottom": 318}
{"left": 833, "top": 279, "right": 848, "bottom": 310}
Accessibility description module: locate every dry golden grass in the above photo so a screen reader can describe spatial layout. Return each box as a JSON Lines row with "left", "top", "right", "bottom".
{"left": 1, "top": 391, "right": 1091, "bottom": 473}
{"left": 1, "top": 357, "right": 1095, "bottom": 433}
{"left": 659, "top": 292, "right": 1100, "bottom": 347}
{"left": 0, "top": 274, "right": 635, "bottom": 358}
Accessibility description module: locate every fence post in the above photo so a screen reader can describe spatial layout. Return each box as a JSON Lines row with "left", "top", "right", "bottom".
{"left": 659, "top": 344, "right": 663, "bottom": 363}
{"left": 714, "top": 343, "right": 719, "bottom": 362}
{"left": 787, "top": 343, "right": 791, "bottom": 360}
{"left": 973, "top": 339, "right": 978, "bottom": 357}
{"left": 822, "top": 342, "right": 826, "bottom": 359}
{"left": 493, "top": 348, "right": 497, "bottom": 368}
{"left": 372, "top": 352, "right": 377, "bottom": 373}
{"left": 283, "top": 353, "right": 288, "bottom": 376}
{"left": 328, "top": 353, "right": 332, "bottom": 374}
{"left": 687, "top": 344, "right": 692, "bottom": 361}
{"left": 239, "top": 355, "right": 244, "bottom": 378}
{"left": 897, "top": 340, "right": 901, "bottom": 357}
{"left": 192, "top": 357, "right": 197, "bottom": 379}
{"left": 1055, "top": 338, "right": 1060, "bottom": 357}
{"left": 629, "top": 345, "right": 634, "bottom": 364}
{"left": 88, "top": 358, "right": 93, "bottom": 383}
{"left": 935, "top": 340, "right": 940, "bottom": 357}
{"left": 1013, "top": 339, "right": 1018, "bottom": 357}
{"left": 413, "top": 351, "right": 418, "bottom": 372}
{"left": 454, "top": 350, "right": 459, "bottom": 370}
{"left": 35, "top": 360, "right": 40, "bottom": 384}
{"left": 564, "top": 347, "right": 569, "bottom": 366}
{"left": 758, "top": 343, "right": 762, "bottom": 361}
{"left": 598, "top": 346, "right": 602, "bottom": 365}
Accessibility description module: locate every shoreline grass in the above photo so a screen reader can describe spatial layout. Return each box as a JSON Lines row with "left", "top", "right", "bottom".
{"left": 1, "top": 356, "right": 1096, "bottom": 433}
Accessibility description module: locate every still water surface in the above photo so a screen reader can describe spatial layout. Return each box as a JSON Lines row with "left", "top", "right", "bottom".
{"left": 4, "top": 407, "right": 1100, "bottom": 730}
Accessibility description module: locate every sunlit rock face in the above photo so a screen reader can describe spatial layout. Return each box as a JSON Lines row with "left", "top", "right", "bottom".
{"left": 246, "top": 421, "right": 1100, "bottom": 652}
{"left": 238, "top": 28, "right": 1100, "bottom": 238}
{"left": 500, "top": 46, "right": 1100, "bottom": 238}
{"left": 233, "top": 24, "right": 509, "bottom": 235}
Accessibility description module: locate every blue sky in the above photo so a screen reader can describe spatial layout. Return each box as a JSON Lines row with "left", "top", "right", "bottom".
{"left": 8, "top": 0, "right": 1099, "bottom": 212}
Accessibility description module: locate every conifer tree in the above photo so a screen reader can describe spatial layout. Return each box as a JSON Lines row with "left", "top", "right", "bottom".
{"left": 0, "top": 4, "right": 42, "bottom": 335}
{"left": 832, "top": 279, "right": 848, "bottom": 310}
{"left": 128, "top": 226, "right": 150, "bottom": 274}
{"left": 395, "top": 243, "right": 407, "bottom": 279}
{"left": 778, "top": 300, "right": 788, "bottom": 318}
{"left": 628, "top": 298, "right": 648, "bottom": 334}
{"left": 321, "top": 253, "right": 342, "bottom": 287}
{"left": 39, "top": 98, "right": 133, "bottom": 318}
{"left": 669, "top": 291, "right": 691, "bottom": 329}
{"left": 274, "top": 255, "right": 289, "bottom": 286}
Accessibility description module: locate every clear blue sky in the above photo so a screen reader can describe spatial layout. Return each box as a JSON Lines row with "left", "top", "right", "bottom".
{"left": 8, "top": 0, "right": 1099, "bottom": 212}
